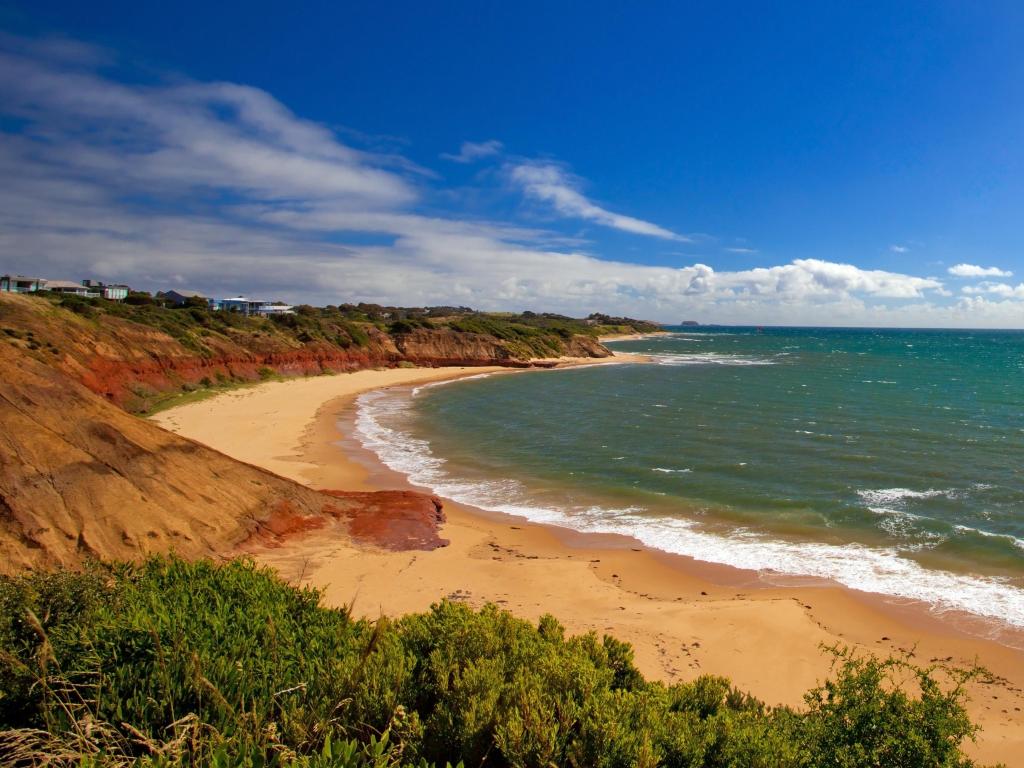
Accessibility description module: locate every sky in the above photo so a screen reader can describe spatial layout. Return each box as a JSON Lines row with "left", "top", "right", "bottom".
{"left": 1, "top": 2, "right": 1023, "bottom": 326}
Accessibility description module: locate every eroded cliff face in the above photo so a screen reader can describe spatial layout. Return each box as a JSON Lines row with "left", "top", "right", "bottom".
{"left": 391, "top": 327, "right": 609, "bottom": 363}
{"left": 0, "top": 294, "right": 611, "bottom": 571}
{"left": 0, "top": 295, "right": 610, "bottom": 410}
{"left": 0, "top": 339, "right": 449, "bottom": 573}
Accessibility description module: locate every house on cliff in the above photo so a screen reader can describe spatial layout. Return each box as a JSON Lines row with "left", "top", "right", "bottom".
{"left": 0, "top": 275, "right": 46, "bottom": 293}
{"left": 3, "top": 276, "right": 131, "bottom": 300}
{"left": 41, "top": 280, "right": 100, "bottom": 298}
{"left": 216, "top": 296, "right": 294, "bottom": 317}
{"left": 162, "top": 289, "right": 209, "bottom": 306}
{"left": 81, "top": 280, "right": 130, "bottom": 301}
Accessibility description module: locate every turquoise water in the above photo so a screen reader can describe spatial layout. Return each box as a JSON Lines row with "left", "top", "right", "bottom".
{"left": 355, "top": 328, "right": 1024, "bottom": 628}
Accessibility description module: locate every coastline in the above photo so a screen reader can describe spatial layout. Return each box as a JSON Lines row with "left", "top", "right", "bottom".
{"left": 598, "top": 330, "right": 671, "bottom": 342}
{"left": 152, "top": 359, "right": 1024, "bottom": 765}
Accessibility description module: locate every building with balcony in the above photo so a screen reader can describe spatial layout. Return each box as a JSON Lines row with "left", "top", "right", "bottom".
{"left": 0, "top": 275, "right": 46, "bottom": 293}
{"left": 215, "top": 296, "right": 294, "bottom": 317}
{"left": 81, "top": 280, "right": 130, "bottom": 301}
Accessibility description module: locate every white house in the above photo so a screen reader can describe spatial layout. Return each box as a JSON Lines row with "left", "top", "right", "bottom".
{"left": 82, "top": 280, "right": 130, "bottom": 301}
{"left": 216, "top": 296, "right": 294, "bottom": 317}
{"left": 43, "top": 280, "right": 100, "bottom": 298}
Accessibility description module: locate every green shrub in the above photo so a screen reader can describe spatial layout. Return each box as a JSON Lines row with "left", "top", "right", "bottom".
{"left": 0, "top": 558, "right": 990, "bottom": 768}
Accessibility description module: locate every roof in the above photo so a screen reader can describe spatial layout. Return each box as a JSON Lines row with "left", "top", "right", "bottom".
{"left": 43, "top": 280, "right": 90, "bottom": 290}
{"left": 165, "top": 289, "right": 206, "bottom": 298}
{"left": 1, "top": 275, "right": 45, "bottom": 282}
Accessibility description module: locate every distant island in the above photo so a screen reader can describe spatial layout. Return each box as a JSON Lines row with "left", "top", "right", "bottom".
{"left": 681, "top": 319, "right": 700, "bottom": 326}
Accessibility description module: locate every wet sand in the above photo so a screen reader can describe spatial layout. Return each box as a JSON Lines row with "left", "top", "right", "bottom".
{"left": 152, "top": 360, "right": 1024, "bottom": 765}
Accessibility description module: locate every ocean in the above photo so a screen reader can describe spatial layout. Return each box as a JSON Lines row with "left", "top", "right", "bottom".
{"left": 354, "top": 327, "right": 1024, "bottom": 631}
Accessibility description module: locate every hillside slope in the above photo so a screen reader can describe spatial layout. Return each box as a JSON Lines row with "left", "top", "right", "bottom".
{"left": 0, "top": 339, "right": 444, "bottom": 573}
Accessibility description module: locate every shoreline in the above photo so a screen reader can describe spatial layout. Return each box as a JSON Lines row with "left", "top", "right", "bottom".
{"left": 598, "top": 330, "right": 671, "bottom": 342}
{"left": 151, "top": 359, "right": 1024, "bottom": 765}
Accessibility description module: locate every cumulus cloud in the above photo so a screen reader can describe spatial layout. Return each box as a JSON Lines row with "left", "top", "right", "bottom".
{"left": 441, "top": 139, "right": 504, "bottom": 163}
{"left": 507, "top": 161, "right": 685, "bottom": 241}
{"left": 890, "top": 245, "right": 908, "bottom": 253}
{"left": 948, "top": 263, "right": 1013, "bottom": 278}
{"left": 6, "top": 32, "right": 1016, "bottom": 326}
{"left": 960, "top": 281, "right": 1024, "bottom": 299}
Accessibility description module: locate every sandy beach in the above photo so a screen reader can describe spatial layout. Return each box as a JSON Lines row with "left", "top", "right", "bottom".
{"left": 152, "top": 359, "right": 1024, "bottom": 765}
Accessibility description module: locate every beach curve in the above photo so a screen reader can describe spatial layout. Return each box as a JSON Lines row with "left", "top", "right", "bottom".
{"left": 151, "top": 359, "right": 1024, "bottom": 766}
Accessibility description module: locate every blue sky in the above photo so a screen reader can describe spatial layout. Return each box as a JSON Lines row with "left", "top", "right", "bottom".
{"left": 1, "top": 2, "right": 1023, "bottom": 325}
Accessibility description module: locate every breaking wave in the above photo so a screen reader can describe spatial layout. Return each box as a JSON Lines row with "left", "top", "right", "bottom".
{"left": 355, "top": 389, "right": 1024, "bottom": 630}
{"left": 651, "top": 352, "right": 777, "bottom": 366}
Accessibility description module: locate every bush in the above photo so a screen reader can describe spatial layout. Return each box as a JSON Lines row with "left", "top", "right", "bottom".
{"left": 125, "top": 291, "right": 156, "bottom": 306}
{"left": 55, "top": 294, "right": 98, "bottom": 317}
{"left": 0, "top": 557, "right": 991, "bottom": 767}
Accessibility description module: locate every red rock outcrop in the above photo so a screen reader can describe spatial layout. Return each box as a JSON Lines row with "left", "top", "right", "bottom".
{"left": 323, "top": 490, "right": 448, "bottom": 551}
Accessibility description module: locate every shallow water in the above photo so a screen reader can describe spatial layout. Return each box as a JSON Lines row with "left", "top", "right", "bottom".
{"left": 355, "top": 327, "right": 1024, "bottom": 628}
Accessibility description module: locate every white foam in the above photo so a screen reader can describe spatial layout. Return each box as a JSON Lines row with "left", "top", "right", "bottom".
{"left": 354, "top": 391, "right": 1024, "bottom": 630}
{"left": 411, "top": 371, "right": 496, "bottom": 397}
{"left": 867, "top": 507, "right": 945, "bottom": 545}
{"left": 954, "top": 524, "right": 1024, "bottom": 551}
{"left": 857, "top": 487, "right": 960, "bottom": 506}
{"left": 652, "top": 467, "right": 692, "bottom": 473}
{"left": 652, "top": 352, "right": 776, "bottom": 367}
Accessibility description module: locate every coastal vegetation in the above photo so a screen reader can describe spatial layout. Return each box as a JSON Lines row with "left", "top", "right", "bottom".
{"left": 0, "top": 291, "right": 657, "bottom": 413}
{"left": 37, "top": 292, "right": 659, "bottom": 357}
{"left": 0, "top": 556, "right": 993, "bottom": 768}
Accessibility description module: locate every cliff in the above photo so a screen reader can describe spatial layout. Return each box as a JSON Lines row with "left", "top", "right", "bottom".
{"left": 0, "top": 293, "right": 636, "bottom": 572}
{"left": 0, "top": 337, "right": 449, "bottom": 573}
{"left": 0, "top": 294, "right": 613, "bottom": 411}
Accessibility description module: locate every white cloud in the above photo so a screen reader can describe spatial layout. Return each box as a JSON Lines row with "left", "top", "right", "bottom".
{"left": 947, "top": 263, "right": 1013, "bottom": 278}
{"left": 9, "top": 32, "right": 1024, "bottom": 327}
{"left": 507, "top": 161, "right": 685, "bottom": 241}
{"left": 725, "top": 247, "right": 757, "bottom": 254}
{"left": 890, "top": 245, "right": 908, "bottom": 253}
{"left": 441, "top": 139, "right": 504, "bottom": 163}
{"left": 0, "top": 49, "right": 416, "bottom": 209}
{"left": 960, "top": 281, "right": 1024, "bottom": 299}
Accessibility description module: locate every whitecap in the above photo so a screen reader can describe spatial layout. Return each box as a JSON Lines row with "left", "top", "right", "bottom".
{"left": 953, "top": 524, "right": 1024, "bottom": 551}
{"left": 651, "top": 352, "right": 776, "bottom": 367}
{"left": 411, "top": 371, "right": 496, "bottom": 397}
{"left": 857, "top": 487, "right": 960, "bottom": 506}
